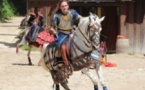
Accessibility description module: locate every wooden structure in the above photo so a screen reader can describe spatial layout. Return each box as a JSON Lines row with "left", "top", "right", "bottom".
{"left": 26, "top": 0, "right": 145, "bottom": 54}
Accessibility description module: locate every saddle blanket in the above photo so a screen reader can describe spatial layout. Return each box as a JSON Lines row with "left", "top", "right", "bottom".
{"left": 28, "top": 28, "right": 55, "bottom": 49}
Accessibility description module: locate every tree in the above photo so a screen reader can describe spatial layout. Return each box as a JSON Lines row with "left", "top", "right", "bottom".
{"left": 0, "top": 0, "right": 16, "bottom": 20}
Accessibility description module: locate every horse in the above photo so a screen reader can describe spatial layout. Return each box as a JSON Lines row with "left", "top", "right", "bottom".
{"left": 16, "top": 15, "right": 54, "bottom": 65}
{"left": 38, "top": 12, "right": 105, "bottom": 90}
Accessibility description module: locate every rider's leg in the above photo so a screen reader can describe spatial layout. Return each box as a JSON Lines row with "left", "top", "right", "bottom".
{"left": 95, "top": 63, "right": 108, "bottom": 90}
{"left": 60, "top": 44, "right": 69, "bottom": 66}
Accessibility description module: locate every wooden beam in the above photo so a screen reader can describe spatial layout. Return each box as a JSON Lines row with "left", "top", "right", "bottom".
{"left": 70, "top": 2, "right": 120, "bottom": 7}
{"left": 97, "top": 7, "right": 101, "bottom": 18}
{"left": 26, "top": 0, "right": 28, "bottom": 13}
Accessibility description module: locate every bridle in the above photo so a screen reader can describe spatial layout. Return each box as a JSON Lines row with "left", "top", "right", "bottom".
{"left": 90, "top": 21, "right": 101, "bottom": 33}
{"left": 89, "top": 17, "right": 102, "bottom": 49}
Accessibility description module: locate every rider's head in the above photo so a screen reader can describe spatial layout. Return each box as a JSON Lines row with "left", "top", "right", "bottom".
{"left": 58, "top": 0, "right": 69, "bottom": 15}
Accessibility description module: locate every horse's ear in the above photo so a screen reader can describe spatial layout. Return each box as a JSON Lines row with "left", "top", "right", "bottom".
{"left": 99, "top": 16, "right": 105, "bottom": 22}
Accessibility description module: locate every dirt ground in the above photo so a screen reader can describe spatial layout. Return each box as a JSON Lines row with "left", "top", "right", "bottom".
{"left": 0, "top": 17, "right": 145, "bottom": 90}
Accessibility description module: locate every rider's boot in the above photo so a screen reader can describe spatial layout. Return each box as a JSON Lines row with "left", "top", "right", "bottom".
{"left": 94, "top": 85, "right": 98, "bottom": 90}
{"left": 103, "top": 86, "right": 108, "bottom": 90}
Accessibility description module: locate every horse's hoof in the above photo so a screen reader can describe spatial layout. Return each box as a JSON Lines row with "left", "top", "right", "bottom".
{"left": 28, "top": 63, "right": 33, "bottom": 65}
{"left": 94, "top": 85, "right": 98, "bottom": 90}
{"left": 103, "top": 86, "right": 108, "bottom": 90}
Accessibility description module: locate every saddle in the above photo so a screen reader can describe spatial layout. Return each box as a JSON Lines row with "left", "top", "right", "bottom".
{"left": 25, "top": 28, "right": 55, "bottom": 49}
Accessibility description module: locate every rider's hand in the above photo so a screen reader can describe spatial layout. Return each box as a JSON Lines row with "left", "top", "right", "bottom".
{"left": 50, "top": 27, "right": 57, "bottom": 34}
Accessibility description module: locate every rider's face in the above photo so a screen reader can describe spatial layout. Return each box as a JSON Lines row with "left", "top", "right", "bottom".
{"left": 60, "top": 1, "right": 69, "bottom": 14}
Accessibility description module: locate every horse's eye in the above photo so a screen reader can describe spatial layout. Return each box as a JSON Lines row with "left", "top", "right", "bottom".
{"left": 93, "top": 18, "right": 96, "bottom": 21}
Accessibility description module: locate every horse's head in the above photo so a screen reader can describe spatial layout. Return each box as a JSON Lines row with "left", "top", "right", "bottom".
{"left": 76, "top": 13, "right": 105, "bottom": 49}
{"left": 89, "top": 12, "right": 105, "bottom": 34}
{"left": 20, "top": 15, "right": 30, "bottom": 28}
{"left": 88, "top": 12, "right": 105, "bottom": 48}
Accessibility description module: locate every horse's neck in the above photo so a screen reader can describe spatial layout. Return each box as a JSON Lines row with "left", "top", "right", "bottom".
{"left": 23, "top": 15, "right": 30, "bottom": 27}
{"left": 78, "top": 17, "right": 94, "bottom": 38}
{"left": 78, "top": 17, "right": 89, "bottom": 30}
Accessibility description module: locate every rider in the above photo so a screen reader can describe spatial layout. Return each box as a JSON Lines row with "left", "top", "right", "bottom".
{"left": 26, "top": 7, "right": 44, "bottom": 43}
{"left": 50, "top": 0, "right": 81, "bottom": 66}
{"left": 28, "top": 7, "right": 43, "bottom": 27}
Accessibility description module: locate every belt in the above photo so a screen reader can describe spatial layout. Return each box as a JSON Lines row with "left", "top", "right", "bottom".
{"left": 58, "top": 28, "right": 72, "bottom": 34}
{"left": 58, "top": 28, "right": 72, "bottom": 31}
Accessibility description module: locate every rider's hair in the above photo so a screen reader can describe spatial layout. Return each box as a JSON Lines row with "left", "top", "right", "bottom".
{"left": 58, "top": 0, "right": 69, "bottom": 7}
{"left": 34, "top": 7, "right": 39, "bottom": 17}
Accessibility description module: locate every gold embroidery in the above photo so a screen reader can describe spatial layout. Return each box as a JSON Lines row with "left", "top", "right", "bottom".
{"left": 62, "top": 15, "right": 71, "bottom": 21}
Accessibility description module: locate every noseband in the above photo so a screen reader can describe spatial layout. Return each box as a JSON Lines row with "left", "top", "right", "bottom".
{"left": 90, "top": 22, "right": 101, "bottom": 33}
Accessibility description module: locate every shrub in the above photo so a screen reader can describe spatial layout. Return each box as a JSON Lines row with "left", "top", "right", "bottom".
{"left": 0, "top": 0, "right": 16, "bottom": 20}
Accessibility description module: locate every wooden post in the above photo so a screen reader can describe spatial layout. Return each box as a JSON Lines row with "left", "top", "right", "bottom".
{"left": 141, "top": 15, "right": 145, "bottom": 54}
{"left": 26, "top": 0, "right": 29, "bottom": 14}
{"left": 141, "top": 1, "right": 145, "bottom": 54}
{"left": 120, "top": 2, "right": 127, "bottom": 36}
{"left": 127, "top": 2, "right": 135, "bottom": 53}
{"left": 134, "top": 1, "right": 144, "bottom": 53}
{"left": 97, "top": 7, "right": 101, "bottom": 18}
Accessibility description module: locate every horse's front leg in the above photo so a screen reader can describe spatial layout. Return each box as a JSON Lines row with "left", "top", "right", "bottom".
{"left": 16, "top": 28, "right": 29, "bottom": 53}
{"left": 53, "top": 84, "right": 60, "bottom": 90}
{"left": 53, "top": 80, "right": 70, "bottom": 90}
{"left": 95, "top": 63, "right": 108, "bottom": 90}
{"left": 27, "top": 45, "right": 32, "bottom": 65}
{"left": 16, "top": 36, "right": 26, "bottom": 53}
{"left": 82, "top": 67, "right": 99, "bottom": 90}
{"left": 60, "top": 80, "right": 70, "bottom": 90}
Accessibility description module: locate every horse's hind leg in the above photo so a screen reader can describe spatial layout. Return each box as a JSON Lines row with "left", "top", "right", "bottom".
{"left": 27, "top": 46, "right": 32, "bottom": 65}
{"left": 60, "top": 80, "right": 70, "bottom": 90}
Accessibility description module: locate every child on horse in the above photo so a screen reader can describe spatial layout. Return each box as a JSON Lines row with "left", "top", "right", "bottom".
{"left": 26, "top": 7, "right": 44, "bottom": 43}
{"left": 50, "top": 0, "right": 81, "bottom": 66}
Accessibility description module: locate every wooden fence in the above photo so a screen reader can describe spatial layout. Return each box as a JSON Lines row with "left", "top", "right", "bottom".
{"left": 120, "top": 1, "right": 145, "bottom": 54}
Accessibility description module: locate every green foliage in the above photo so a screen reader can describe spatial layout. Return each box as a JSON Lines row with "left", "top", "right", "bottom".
{"left": 0, "top": 0, "right": 16, "bottom": 20}
{"left": 21, "top": 45, "right": 38, "bottom": 51}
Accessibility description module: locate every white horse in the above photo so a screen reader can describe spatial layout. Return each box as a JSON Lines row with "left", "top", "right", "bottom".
{"left": 81, "top": 14, "right": 108, "bottom": 90}
{"left": 16, "top": 15, "right": 51, "bottom": 65}
{"left": 39, "top": 13, "right": 107, "bottom": 90}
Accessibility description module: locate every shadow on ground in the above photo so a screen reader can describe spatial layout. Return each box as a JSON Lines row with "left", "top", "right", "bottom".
{"left": 12, "top": 63, "right": 35, "bottom": 66}
{"left": 0, "top": 41, "right": 17, "bottom": 48}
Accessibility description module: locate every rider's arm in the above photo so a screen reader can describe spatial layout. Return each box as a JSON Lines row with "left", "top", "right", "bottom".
{"left": 71, "top": 10, "right": 82, "bottom": 27}
{"left": 27, "top": 14, "right": 35, "bottom": 26}
{"left": 39, "top": 16, "right": 44, "bottom": 27}
{"left": 72, "top": 10, "right": 82, "bottom": 20}
{"left": 50, "top": 14, "right": 59, "bottom": 34}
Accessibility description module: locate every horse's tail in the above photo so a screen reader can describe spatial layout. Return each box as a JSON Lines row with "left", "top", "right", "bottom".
{"left": 38, "top": 43, "right": 52, "bottom": 71}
